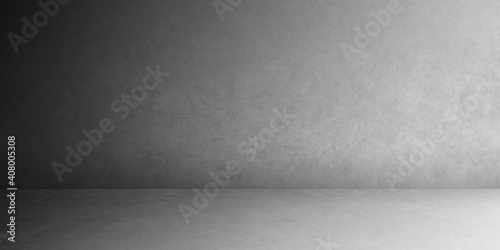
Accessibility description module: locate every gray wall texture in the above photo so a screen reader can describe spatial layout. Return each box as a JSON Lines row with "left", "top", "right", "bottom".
{"left": 3, "top": 0, "right": 500, "bottom": 188}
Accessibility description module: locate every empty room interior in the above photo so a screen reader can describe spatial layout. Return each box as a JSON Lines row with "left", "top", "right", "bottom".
{"left": 2, "top": 0, "right": 500, "bottom": 249}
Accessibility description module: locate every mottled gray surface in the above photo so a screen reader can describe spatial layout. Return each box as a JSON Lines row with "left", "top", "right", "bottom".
{"left": 3, "top": 189, "right": 500, "bottom": 249}
{"left": 3, "top": 0, "right": 500, "bottom": 188}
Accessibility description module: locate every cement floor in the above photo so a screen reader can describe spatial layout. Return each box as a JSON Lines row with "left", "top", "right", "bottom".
{"left": 2, "top": 189, "right": 499, "bottom": 249}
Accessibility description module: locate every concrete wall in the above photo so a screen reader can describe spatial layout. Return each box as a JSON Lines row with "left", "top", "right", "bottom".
{"left": 4, "top": 0, "right": 500, "bottom": 188}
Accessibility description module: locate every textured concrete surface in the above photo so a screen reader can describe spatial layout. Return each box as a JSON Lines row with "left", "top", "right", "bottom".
{"left": 2, "top": 189, "right": 500, "bottom": 249}
{"left": 3, "top": 0, "right": 500, "bottom": 188}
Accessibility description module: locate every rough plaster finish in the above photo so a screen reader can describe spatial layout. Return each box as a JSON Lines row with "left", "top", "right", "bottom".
{"left": 3, "top": 0, "right": 500, "bottom": 188}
